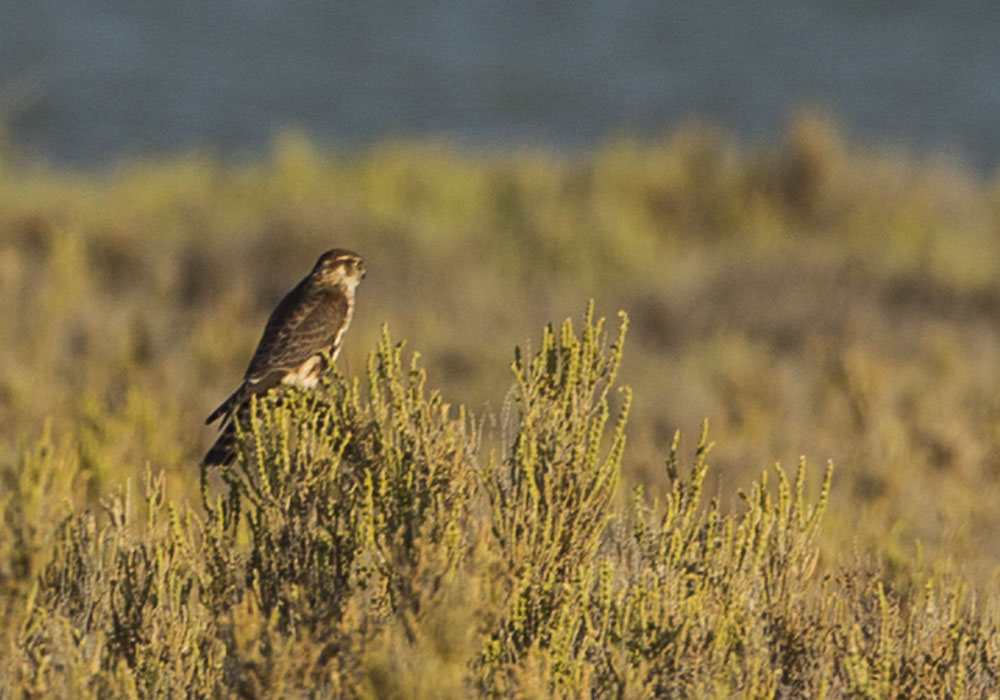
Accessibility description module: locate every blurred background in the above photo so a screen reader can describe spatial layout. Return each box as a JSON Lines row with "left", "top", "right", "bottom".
{"left": 2, "top": 2, "right": 1000, "bottom": 588}
{"left": 2, "top": 1, "right": 1000, "bottom": 169}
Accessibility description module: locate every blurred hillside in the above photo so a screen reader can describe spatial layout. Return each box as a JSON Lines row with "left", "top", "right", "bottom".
{"left": 1, "top": 110, "right": 999, "bottom": 589}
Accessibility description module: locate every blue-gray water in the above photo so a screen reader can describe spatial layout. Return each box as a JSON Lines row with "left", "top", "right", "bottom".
{"left": 2, "top": 1, "right": 999, "bottom": 169}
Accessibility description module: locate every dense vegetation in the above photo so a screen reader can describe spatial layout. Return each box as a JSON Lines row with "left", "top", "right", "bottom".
{"left": 2, "top": 112, "right": 1000, "bottom": 696}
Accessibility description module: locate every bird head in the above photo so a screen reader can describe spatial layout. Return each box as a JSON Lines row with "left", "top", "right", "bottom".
{"left": 313, "top": 249, "right": 365, "bottom": 288}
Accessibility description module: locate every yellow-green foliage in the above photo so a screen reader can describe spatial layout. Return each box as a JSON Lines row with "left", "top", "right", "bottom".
{"left": 10, "top": 309, "right": 1000, "bottom": 697}
{"left": 3, "top": 116, "right": 1000, "bottom": 696}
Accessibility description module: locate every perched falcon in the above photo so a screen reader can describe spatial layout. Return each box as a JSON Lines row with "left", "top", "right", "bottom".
{"left": 202, "top": 248, "right": 365, "bottom": 466}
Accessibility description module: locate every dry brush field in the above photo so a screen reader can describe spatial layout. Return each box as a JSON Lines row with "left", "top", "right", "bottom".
{"left": 2, "top": 112, "right": 1000, "bottom": 696}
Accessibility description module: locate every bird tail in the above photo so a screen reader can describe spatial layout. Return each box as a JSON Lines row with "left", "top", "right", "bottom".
{"left": 201, "top": 423, "right": 238, "bottom": 467}
{"left": 205, "top": 384, "right": 245, "bottom": 425}
{"left": 203, "top": 375, "right": 284, "bottom": 465}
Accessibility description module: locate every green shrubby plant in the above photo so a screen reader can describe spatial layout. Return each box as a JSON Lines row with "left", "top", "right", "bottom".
{"left": 7, "top": 306, "right": 1000, "bottom": 697}
{"left": 20, "top": 470, "right": 221, "bottom": 697}
{"left": 478, "top": 302, "right": 630, "bottom": 692}
{"left": 208, "top": 326, "right": 478, "bottom": 636}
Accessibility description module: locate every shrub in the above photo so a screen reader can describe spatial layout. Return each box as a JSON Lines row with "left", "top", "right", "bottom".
{"left": 10, "top": 306, "right": 1000, "bottom": 698}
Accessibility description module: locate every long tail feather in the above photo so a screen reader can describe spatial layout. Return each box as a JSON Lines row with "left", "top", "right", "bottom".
{"left": 205, "top": 384, "right": 246, "bottom": 425}
{"left": 201, "top": 423, "right": 238, "bottom": 466}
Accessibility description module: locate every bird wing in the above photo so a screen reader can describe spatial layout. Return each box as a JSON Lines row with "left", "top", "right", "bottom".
{"left": 204, "top": 280, "right": 349, "bottom": 426}
{"left": 245, "top": 284, "right": 348, "bottom": 382}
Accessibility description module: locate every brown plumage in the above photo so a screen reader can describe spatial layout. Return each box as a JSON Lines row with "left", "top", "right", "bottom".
{"left": 202, "top": 248, "right": 365, "bottom": 466}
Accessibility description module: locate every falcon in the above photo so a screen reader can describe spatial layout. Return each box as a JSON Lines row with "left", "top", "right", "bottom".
{"left": 202, "top": 248, "right": 365, "bottom": 466}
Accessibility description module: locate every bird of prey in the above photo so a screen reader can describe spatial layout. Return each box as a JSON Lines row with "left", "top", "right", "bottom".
{"left": 202, "top": 248, "right": 365, "bottom": 466}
